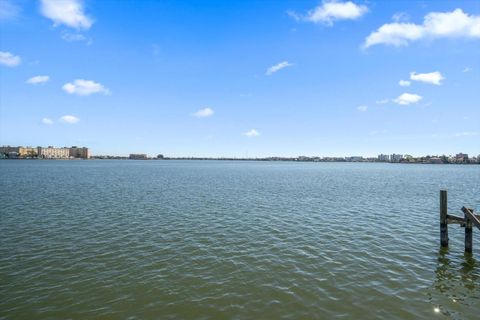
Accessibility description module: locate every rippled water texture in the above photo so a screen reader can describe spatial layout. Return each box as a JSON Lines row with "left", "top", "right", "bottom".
{"left": 1, "top": 160, "right": 479, "bottom": 319}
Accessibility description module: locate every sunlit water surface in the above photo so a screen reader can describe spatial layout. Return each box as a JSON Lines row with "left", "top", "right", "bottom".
{"left": 1, "top": 160, "right": 479, "bottom": 319}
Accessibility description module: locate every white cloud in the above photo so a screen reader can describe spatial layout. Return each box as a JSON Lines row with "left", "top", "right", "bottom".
{"left": 462, "top": 67, "right": 472, "bottom": 73}
{"left": 0, "top": 0, "right": 21, "bottom": 21}
{"left": 40, "top": 0, "right": 93, "bottom": 30}
{"left": 364, "top": 9, "right": 480, "bottom": 48}
{"left": 410, "top": 71, "right": 445, "bottom": 85}
{"left": 292, "top": 0, "right": 368, "bottom": 25}
{"left": 192, "top": 107, "right": 214, "bottom": 118}
{"left": 26, "top": 75, "right": 50, "bottom": 85}
{"left": 59, "top": 115, "right": 80, "bottom": 124}
{"left": 42, "top": 118, "right": 54, "bottom": 125}
{"left": 393, "top": 93, "right": 422, "bottom": 105}
{"left": 244, "top": 129, "right": 260, "bottom": 137}
{"left": 62, "top": 79, "right": 110, "bottom": 96}
{"left": 357, "top": 105, "right": 368, "bottom": 112}
{"left": 399, "top": 80, "right": 411, "bottom": 87}
{"left": 375, "top": 99, "right": 389, "bottom": 104}
{"left": 0, "top": 51, "right": 21, "bottom": 67}
{"left": 266, "top": 61, "right": 293, "bottom": 75}
{"left": 364, "top": 23, "right": 424, "bottom": 48}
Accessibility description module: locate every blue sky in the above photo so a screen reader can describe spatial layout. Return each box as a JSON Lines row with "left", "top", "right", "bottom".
{"left": 0, "top": 0, "right": 479, "bottom": 157}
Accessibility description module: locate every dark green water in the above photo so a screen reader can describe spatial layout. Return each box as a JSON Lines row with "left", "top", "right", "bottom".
{"left": 0, "top": 160, "right": 479, "bottom": 319}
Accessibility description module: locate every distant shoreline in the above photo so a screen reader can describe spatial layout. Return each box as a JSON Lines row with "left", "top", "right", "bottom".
{"left": 1, "top": 158, "right": 478, "bottom": 165}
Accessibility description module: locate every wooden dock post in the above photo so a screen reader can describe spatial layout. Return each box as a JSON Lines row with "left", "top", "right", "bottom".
{"left": 439, "top": 197, "right": 478, "bottom": 253}
{"left": 440, "top": 190, "right": 448, "bottom": 247}
{"left": 465, "top": 213, "right": 473, "bottom": 253}
{"left": 462, "top": 207, "right": 480, "bottom": 253}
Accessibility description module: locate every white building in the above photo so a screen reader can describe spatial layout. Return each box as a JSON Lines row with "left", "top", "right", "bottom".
{"left": 37, "top": 146, "right": 70, "bottom": 159}
{"left": 378, "top": 154, "right": 390, "bottom": 162}
{"left": 390, "top": 154, "right": 404, "bottom": 162}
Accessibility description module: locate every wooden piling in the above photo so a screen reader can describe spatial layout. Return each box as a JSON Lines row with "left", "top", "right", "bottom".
{"left": 465, "top": 214, "right": 473, "bottom": 253}
{"left": 439, "top": 198, "right": 478, "bottom": 253}
{"left": 462, "top": 207, "right": 478, "bottom": 254}
{"left": 440, "top": 190, "right": 448, "bottom": 247}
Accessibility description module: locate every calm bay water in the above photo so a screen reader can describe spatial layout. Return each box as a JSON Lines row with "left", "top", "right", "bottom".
{"left": 0, "top": 160, "right": 479, "bottom": 319}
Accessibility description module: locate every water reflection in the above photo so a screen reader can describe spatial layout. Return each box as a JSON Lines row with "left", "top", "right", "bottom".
{"left": 460, "top": 253, "right": 477, "bottom": 291}
{"left": 428, "top": 250, "right": 479, "bottom": 318}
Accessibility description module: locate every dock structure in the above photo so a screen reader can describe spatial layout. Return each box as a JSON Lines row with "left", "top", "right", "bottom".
{"left": 440, "top": 190, "right": 480, "bottom": 253}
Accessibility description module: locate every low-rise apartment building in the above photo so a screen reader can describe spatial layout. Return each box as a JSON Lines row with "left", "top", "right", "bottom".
{"left": 1, "top": 145, "right": 90, "bottom": 159}
{"left": 69, "top": 146, "right": 90, "bottom": 159}
{"left": 37, "top": 146, "right": 70, "bottom": 159}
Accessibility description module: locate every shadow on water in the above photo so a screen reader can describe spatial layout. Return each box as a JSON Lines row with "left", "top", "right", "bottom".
{"left": 427, "top": 248, "right": 479, "bottom": 318}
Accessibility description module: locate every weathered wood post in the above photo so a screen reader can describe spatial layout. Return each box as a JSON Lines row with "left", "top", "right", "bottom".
{"left": 465, "top": 210, "right": 473, "bottom": 253}
{"left": 440, "top": 190, "right": 448, "bottom": 247}
{"left": 462, "top": 207, "right": 480, "bottom": 253}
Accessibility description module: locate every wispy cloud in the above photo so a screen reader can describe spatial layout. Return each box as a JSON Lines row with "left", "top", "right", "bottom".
{"left": 40, "top": 0, "right": 93, "bottom": 30}
{"left": 376, "top": 99, "right": 389, "bottom": 104}
{"left": 364, "top": 9, "right": 480, "bottom": 48}
{"left": 462, "top": 67, "right": 472, "bottom": 73}
{"left": 454, "top": 131, "right": 478, "bottom": 137}
{"left": 393, "top": 93, "right": 422, "bottom": 105}
{"left": 26, "top": 75, "right": 50, "bottom": 85}
{"left": 59, "top": 115, "right": 80, "bottom": 124}
{"left": 410, "top": 71, "right": 444, "bottom": 85}
{"left": 192, "top": 107, "right": 214, "bottom": 118}
{"left": 61, "top": 31, "right": 91, "bottom": 44}
{"left": 392, "top": 12, "right": 409, "bottom": 23}
{"left": 266, "top": 61, "right": 293, "bottom": 75}
{"left": 399, "top": 80, "right": 411, "bottom": 87}
{"left": 244, "top": 129, "right": 260, "bottom": 137}
{"left": 62, "top": 79, "right": 110, "bottom": 96}
{"left": 0, "top": 0, "right": 21, "bottom": 21}
{"left": 0, "top": 51, "right": 21, "bottom": 67}
{"left": 357, "top": 105, "right": 368, "bottom": 112}
{"left": 290, "top": 1, "right": 368, "bottom": 26}
{"left": 42, "top": 118, "right": 54, "bottom": 125}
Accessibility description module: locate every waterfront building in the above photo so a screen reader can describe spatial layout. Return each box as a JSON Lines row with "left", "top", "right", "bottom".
{"left": 428, "top": 157, "right": 443, "bottom": 164}
{"left": 0, "top": 146, "right": 20, "bottom": 154}
{"left": 19, "top": 147, "right": 37, "bottom": 157}
{"left": 455, "top": 153, "right": 468, "bottom": 163}
{"left": 390, "top": 154, "right": 404, "bottom": 162}
{"left": 346, "top": 156, "right": 364, "bottom": 162}
{"left": 69, "top": 146, "right": 90, "bottom": 159}
{"left": 378, "top": 154, "right": 390, "bottom": 162}
{"left": 129, "top": 154, "right": 148, "bottom": 160}
{"left": 1, "top": 145, "right": 89, "bottom": 159}
{"left": 37, "top": 146, "right": 70, "bottom": 159}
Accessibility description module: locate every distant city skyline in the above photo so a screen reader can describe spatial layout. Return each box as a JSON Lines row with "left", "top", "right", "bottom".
{"left": 1, "top": 0, "right": 479, "bottom": 157}
{"left": 1, "top": 143, "right": 477, "bottom": 160}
